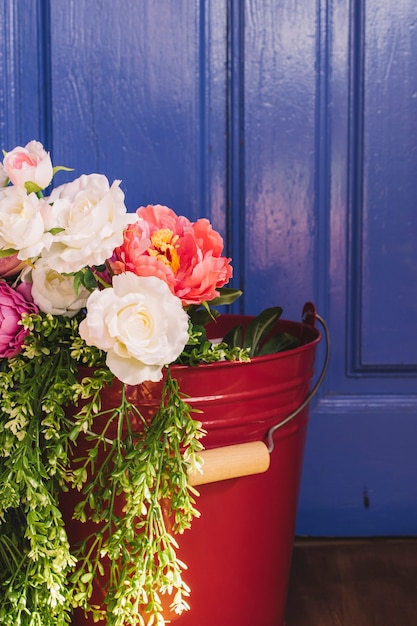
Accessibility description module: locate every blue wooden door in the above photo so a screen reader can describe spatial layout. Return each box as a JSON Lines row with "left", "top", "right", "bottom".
{"left": 1, "top": 0, "right": 416, "bottom": 536}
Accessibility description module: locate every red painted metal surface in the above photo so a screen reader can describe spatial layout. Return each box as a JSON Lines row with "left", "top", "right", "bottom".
{"left": 65, "top": 312, "right": 320, "bottom": 625}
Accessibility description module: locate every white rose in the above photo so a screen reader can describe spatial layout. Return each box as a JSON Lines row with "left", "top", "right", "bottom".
{"left": 3, "top": 140, "right": 53, "bottom": 189}
{"left": 29, "top": 259, "right": 90, "bottom": 318}
{"left": 0, "top": 186, "right": 53, "bottom": 259}
{"left": 42, "top": 174, "right": 134, "bottom": 274}
{"left": 79, "top": 272, "right": 189, "bottom": 385}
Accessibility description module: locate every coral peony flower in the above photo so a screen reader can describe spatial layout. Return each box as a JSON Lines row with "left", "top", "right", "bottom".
{"left": 79, "top": 272, "right": 189, "bottom": 385}
{"left": 112, "top": 204, "right": 232, "bottom": 306}
{"left": 175, "top": 218, "right": 233, "bottom": 303}
{"left": 3, "top": 140, "right": 53, "bottom": 189}
{"left": 0, "top": 281, "right": 38, "bottom": 357}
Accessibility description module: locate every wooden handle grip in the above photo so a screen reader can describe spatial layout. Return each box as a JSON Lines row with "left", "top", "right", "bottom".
{"left": 188, "top": 441, "right": 270, "bottom": 487}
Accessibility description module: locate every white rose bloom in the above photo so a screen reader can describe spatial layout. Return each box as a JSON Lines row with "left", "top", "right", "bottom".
{"left": 79, "top": 273, "right": 190, "bottom": 385}
{"left": 30, "top": 259, "right": 90, "bottom": 318}
{"left": 0, "top": 186, "right": 53, "bottom": 259}
{"left": 42, "top": 174, "right": 134, "bottom": 274}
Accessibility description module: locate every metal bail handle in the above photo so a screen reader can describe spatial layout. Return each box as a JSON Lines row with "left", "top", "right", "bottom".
{"left": 186, "top": 304, "right": 330, "bottom": 486}
{"left": 266, "top": 303, "right": 331, "bottom": 453}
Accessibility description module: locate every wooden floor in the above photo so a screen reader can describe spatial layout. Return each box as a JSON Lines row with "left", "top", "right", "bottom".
{"left": 285, "top": 538, "right": 417, "bottom": 626}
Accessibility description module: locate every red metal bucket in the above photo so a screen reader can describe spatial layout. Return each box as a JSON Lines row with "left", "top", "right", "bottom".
{"left": 169, "top": 307, "right": 323, "bottom": 626}
{"left": 66, "top": 304, "right": 325, "bottom": 626}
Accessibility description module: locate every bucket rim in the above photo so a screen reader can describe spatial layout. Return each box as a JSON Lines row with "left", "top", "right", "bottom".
{"left": 172, "top": 314, "right": 321, "bottom": 373}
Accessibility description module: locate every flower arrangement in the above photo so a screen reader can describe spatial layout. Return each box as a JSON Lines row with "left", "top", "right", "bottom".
{"left": 0, "top": 141, "right": 298, "bottom": 626}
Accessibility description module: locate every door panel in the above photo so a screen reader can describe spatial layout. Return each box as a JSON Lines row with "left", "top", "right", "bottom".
{"left": 296, "top": 0, "right": 417, "bottom": 535}
{"left": 243, "top": 0, "right": 317, "bottom": 317}
{"left": 48, "top": 1, "right": 227, "bottom": 225}
{"left": 1, "top": 0, "right": 416, "bottom": 535}
{"left": 362, "top": 2, "right": 417, "bottom": 366}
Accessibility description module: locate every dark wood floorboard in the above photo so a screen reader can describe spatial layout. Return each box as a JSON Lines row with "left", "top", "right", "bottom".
{"left": 285, "top": 538, "right": 417, "bottom": 626}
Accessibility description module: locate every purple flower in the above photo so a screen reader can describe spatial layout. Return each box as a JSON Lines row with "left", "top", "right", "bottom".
{"left": 0, "top": 281, "right": 39, "bottom": 358}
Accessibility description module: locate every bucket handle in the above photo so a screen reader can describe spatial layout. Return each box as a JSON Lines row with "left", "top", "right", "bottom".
{"left": 188, "top": 305, "right": 330, "bottom": 486}
{"left": 265, "top": 303, "right": 331, "bottom": 453}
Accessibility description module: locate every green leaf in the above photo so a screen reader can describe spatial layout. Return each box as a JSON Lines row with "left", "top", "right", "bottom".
{"left": 24, "top": 181, "right": 43, "bottom": 195}
{"left": 73, "top": 272, "right": 83, "bottom": 297}
{"left": 80, "top": 572, "right": 94, "bottom": 584}
{"left": 256, "top": 332, "right": 300, "bottom": 356}
{"left": 52, "top": 165, "right": 74, "bottom": 175}
{"left": 243, "top": 306, "right": 283, "bottom": 357}
{"left": 217, "top": 306, "right": 301, "bottom": 357}
{"left": 208, "top": 287, "right": 243, "bottom": 306}
{"left": 80, "top": 268, "right": 98, "bottom": 292}
{"left": 0, "top": 248, "right": 17, "bottom": 258}
{"left": 222, "top": 323, "right": 243, "bottom": 349}
{"left": 188, "top": 307, "right": 220, "bottom": 327}
{"left": 186, "top": 290, "right": 241, "bottom": 326}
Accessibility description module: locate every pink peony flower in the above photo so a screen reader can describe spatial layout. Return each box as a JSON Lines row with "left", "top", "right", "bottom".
{"left": 0, "top": 281, "right": 39, "bottom": 357}
{"left": 3, "top": 140, "right": 53, "bottom": 189}
{"left": 112, "top": 204, "right": 232, "bottom": 305}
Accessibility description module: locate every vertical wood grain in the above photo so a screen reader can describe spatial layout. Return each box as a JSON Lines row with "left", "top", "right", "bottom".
{"left": 0, "top": 0, "right": 51, "bottom": 148}
{"left": 243, "top": 0, "right": 318, "bottom": 319}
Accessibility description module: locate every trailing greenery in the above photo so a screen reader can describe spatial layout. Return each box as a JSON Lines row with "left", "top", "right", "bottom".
{"left": 0, "top": 303, "right": 297, "bottom": 625}
{"left": 68, "top": 370, "right": 205, "bottom": 626}
{"left": 0, "top": 313, "right": 102, "bottom": 626}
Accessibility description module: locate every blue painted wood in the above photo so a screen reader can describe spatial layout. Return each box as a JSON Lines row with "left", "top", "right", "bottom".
{"left": 1, "top": 0, "right": 417, "bottom": 535}
{"left": 361, "top": 3, "right": 417, "bottom": 367}
{"left": 226, "top": 0, "right": 246, "bottom": 311}
{"left": 48, "top": 0, "right": 230, "bottom": 234}
{"left": 296, "top": 0, "right": 417, "bottom": 536}
{"left": 243, "top": 0, "right": 318, "bottom": 320}
{"left": 0, "top": 0, "right": 51, "bottom": 148}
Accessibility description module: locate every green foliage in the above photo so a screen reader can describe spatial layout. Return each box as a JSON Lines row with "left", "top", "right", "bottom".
{"left": 176, "top": 323, "right": 250, "bottom": 366}
{"left": 223, "top": 306, "right": 300, "bottom": 357}
{"left": 0, "top": 313, "right": 104, "bottom": 625}
{"left": 69, "top": 371, "right": 205, "bottom": 625}
{"left": 73, "top": 267, "right": 98, "bottom": 295}
{"left": 0, "top": 304, "right": 294, "bottom": 625}
{"left": 0, "top": 313, "right": 205, "bottom": 625}
{"left": 52, "top": 166, "right": 74, "bottom": 176}
{"left": 24, "top": 181, "right": 44, "bottom": 195}
{"left": 0, "top": 248, "right": 17, "bottom": 258}
{"left": 186, "top": 287, "right": 242, "bottom": 327}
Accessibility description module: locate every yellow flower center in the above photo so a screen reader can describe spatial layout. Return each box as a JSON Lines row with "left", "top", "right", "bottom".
{"left": 149, "top": 228, "right": 180, "bottom": 275}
